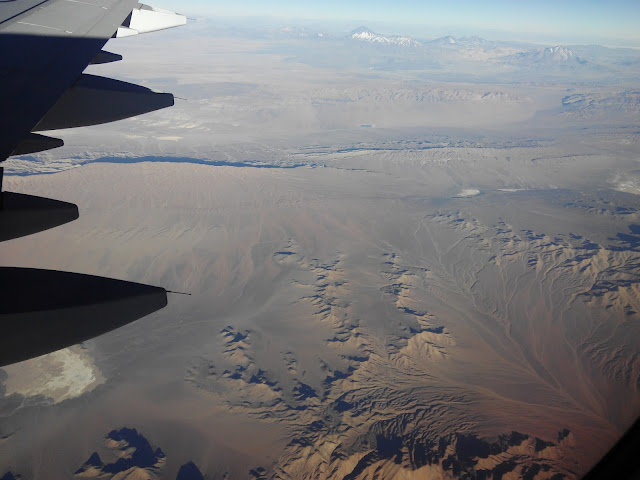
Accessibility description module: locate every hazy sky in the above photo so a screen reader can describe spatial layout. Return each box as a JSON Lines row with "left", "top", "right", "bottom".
{"left": 155, "top": 0, "right": 638, "bottom": 46}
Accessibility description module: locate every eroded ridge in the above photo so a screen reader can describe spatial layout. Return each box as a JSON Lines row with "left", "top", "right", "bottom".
{"left": 186, "top": 241, "right": 580, "bottom": 479}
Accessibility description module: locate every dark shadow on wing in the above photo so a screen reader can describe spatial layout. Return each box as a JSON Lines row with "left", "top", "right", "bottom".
{"left": 0, "top": 267, "right": 167, "bottom": 367}
{"left": 0, "top": 191, "right": 78, "bottom": 242}
{"left": 0, "top": 33, "right": 174, "bottom": 161}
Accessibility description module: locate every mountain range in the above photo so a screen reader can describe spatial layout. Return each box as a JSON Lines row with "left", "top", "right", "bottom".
{"left": 503, "top": 45, "right": 589, "bottom": 68}
{"left": 345, "top": 27, "right": 603, "bottom": 72}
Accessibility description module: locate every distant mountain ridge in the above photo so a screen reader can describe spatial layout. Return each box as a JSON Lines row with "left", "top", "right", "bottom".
{"left": 504, "top": 45, "right": 590, "bottom": 68}
{"left": 429, "top": 35, "right": 498, "bottom": 48}
{"left": 279, "top": 25, "right": 328, "bottom": 39}
{"left": 278, "top": 24, "right": 609, "bottom": 72}
{"left": 429, "top": 35, "right": 457, "bottom": 46}
{"left": 350, "top": 28, "right": 507, "bottom": 52}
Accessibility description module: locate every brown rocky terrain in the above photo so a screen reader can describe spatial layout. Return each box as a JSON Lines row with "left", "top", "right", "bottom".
{"left": 1, "top": 134, "right": 639, "bottom": 479}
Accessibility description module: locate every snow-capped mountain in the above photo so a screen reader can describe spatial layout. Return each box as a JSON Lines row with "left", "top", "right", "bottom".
{"left": 349, "top": 26, "right": 422, "bottom": 47}
{"left": 505, "top": 46, "right": 588, "bottom": 67}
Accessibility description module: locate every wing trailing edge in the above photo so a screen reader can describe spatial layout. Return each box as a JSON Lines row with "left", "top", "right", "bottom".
{"left": 1, "top": 2, "right": 186, "bottom": 160}
{"left": 0, "top": 0, "right": 184, "bottom": 365}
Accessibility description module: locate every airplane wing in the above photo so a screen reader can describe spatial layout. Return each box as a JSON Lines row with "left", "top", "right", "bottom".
{"left": 0, "top": 0, "right": 186, "bottom": 160}
{"left": 0, "top": 0, "right": 186, "bottom": 367}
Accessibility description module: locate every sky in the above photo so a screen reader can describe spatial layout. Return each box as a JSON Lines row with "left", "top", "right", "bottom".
{"left": 153, "top": 0, "right": 640, "bottom": 47}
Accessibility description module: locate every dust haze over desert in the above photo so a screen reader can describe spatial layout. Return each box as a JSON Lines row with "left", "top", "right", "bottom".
{"left": 2, "top": 7, "right": 640, "bottom": 480}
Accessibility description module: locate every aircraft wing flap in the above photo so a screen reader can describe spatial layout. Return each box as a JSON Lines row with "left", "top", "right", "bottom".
{"left": 3, "top": 1, "right": 108, "bottom": 35}
{"left": 0, "top": 0, "right": 140, "bottom": 160}
{"left": 0, "top": 0, "right": 138, "bottom": 37}
{"left": 0, "top": 0, "right": 183, "bottom": 364}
